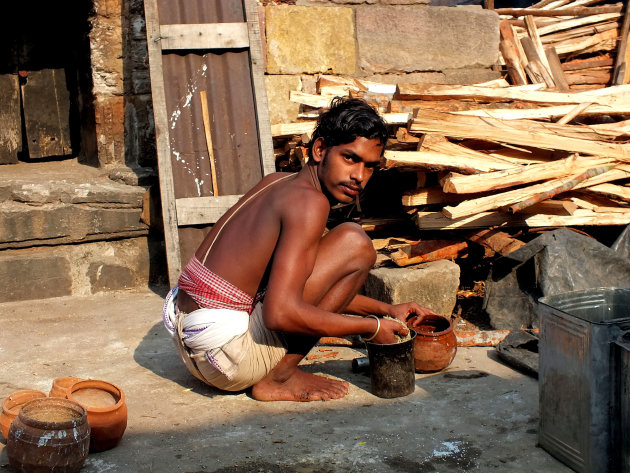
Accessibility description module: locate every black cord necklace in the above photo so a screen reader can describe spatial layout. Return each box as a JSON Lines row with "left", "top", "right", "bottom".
{"left": 308, "top": 164, "right": 322, "bottom": 192}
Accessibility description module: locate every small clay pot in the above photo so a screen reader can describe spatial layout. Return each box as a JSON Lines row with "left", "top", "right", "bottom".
{"left": 7, "top": 397, "right": 90, "bottom": 473}
{"left": 407, "top": 314, "right": 457, "bottom": 373}
{"left": 49, "top": 377, "right": 84, "bottom": 398}
{"left": 67, "top": 379, "right": 127, "bottom": 452}
{"left": 1, "top": 390, "right": 47, "bottom": 440}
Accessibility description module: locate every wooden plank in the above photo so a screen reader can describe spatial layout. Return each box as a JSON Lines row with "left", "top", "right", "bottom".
{"left": 159, "top": 23, "right": 249, "bottom": 50}
{"left": 0, "top": 74, "right": 21, "bottom": 164}
{"left": 244, "top": 0, "right": 276, "bottom": 175}
{"left": 384, "top": 150, "right": 516, "bottom": 173}
{"left": 552, "top": 28, "right": 619, "bottom": 56}
{"left": 403, "top": 186, "right": 465, "bottom": 206}
{"left": 442, "top": 165, "right": 615, "bottom": 219}
{"left": 499, "top": 20, "right": 528, "bottom": 85}
{"left": 612, "top": 0, "right": 630, "bottom": 84}
{"left": 545, "top": 47, "right": 570, "bottom": 91}
{"left": 396, "top": 82, "right": 629, "bottom": 107}
{"left": 145, "top": 0, "right": 182, "bottom": 285}
{"left": 454, "top": 102, "right": 624, "bottom": 120}
{"left": 21, "top": 69, "right": 72, "bottom": 159}
{"left": 533, "top": 13, "right": 620, "bottom": 36}
{"left": 415, "top": 208, "right": 630, "bottom": 230}
{"left": 271, "top": 121, "right": 316, "bottom": 138}
{"left": 176, "top": 195, "right": 242, "bottom": 225}
{"left": 409, "top": 110, "right": 630, "bottom": 162}
{"left": 494, "top": 5, "right": 623, "bottom": 16}
{"left": 582, "top": 183, "right": 630, "bottom": 201}
{"left": 442, "top": 155, "right": 614, "bottom": 194}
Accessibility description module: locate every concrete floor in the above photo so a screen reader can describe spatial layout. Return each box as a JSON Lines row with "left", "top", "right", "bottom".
{"left": 0, "top": 289, "right": 571, "bottom": 473}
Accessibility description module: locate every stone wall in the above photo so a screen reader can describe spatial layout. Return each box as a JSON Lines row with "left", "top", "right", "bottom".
{"left": 262, "top": 3, "right": 500, "bottom": 124}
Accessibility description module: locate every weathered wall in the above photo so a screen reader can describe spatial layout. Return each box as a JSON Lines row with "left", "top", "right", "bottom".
{"left": 262, "top": 3, "right": 500, "bottom": 124}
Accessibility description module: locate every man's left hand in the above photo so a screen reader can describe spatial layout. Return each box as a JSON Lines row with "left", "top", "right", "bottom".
{"left": 387, "top": 302, "right": 438, "bottom": 326}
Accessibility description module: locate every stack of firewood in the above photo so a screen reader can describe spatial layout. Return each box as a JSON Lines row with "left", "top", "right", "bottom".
{"left": 272, "top": 72, "right": 630, "bottom": 241}
{"left": 271, "top": 3, "right": 630, "bottom": 260}
{"left": 495, "top": 0, "right": 628, "bottom": 89}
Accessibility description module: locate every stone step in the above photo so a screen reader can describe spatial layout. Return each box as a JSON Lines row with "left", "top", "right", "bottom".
{"left": 0, "top": 237, "right": 151, "bottom": 302}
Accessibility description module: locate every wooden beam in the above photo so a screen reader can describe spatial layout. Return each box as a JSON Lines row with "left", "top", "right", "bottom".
{"left": 176, "top": 195, "right": 242, "bottom": 225}
{"left": 144, "top": 0, "right": 181, "bottom": 285}
{"left": 494, "top": 5, "right": 623, "bottom": 17}
{"left": 442, "top": 165, "right": 615, "bottom": 219}
{"left": 396, "top": 82, "right": 629, "bottom": 107}
{"left": 442, "top": 155, "right": 614, "bottom": 194}
{"left": 159, "top": 23, "right": 249, "bottom": 50}
{"left": 384, "top": 150, "right": 516, "bottom": 173}
{"left": 415, "top": 208, "right": 630, "bottom": 230}
{"left": 410, "top": 110, "right": 630, "bottom": 162}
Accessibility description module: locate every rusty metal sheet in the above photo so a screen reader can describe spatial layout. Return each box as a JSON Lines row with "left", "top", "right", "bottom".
{"left": 158, "top": 0, "right": 263, "bottom": 199}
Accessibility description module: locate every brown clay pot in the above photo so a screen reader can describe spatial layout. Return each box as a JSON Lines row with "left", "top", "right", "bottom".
{"left": 407, "top": 314, "right": 457, "bottom": 373}
{"left": 1, "top": 390, "right": 47, "bottom": 440}
{"left": 7, "top": 397, "right": 90, "bottom": 473}
{"left": 67, "top": 379, "right": 127, "bottom": 452}
{"left": 49, "top": 377, "right": 84, "bottom": 399}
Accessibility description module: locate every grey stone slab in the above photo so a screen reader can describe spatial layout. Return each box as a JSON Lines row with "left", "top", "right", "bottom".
{"left": 0, "top": 253, "right": 72, "bottom": 302}
{"left": 364, "top": 259, "right": 460, "bottom": 315}
{"left": 356, "top": 6, "right": 499, "bottom": 74}
{"left": 0, "top": 203, "right": 147, "bottom": 244}
{"left": 8, "top": 180, "right": 144, "bottom": 205}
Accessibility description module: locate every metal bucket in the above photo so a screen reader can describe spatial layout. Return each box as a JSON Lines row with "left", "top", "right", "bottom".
{"left": 538, "top": 287, "right": 630, "bottom": 473}
{"left": 365, "top": 331, "right": 416, "bottom": 399}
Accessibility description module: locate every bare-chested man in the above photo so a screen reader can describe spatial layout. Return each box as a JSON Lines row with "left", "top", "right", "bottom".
{"left": 162, "top": 97, "right": 435, "bottom": 402}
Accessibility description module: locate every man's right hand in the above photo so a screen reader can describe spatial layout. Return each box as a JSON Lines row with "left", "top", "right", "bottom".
{"left": 369, "top": 317, "right": 409, "bottom": 344}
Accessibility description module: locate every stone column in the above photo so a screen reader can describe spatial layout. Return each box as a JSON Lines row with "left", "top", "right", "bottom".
{"left": 90, "top": 0, "right": 125, "bottom": 168}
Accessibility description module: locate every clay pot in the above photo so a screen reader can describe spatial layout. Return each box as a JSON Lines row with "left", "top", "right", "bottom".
{"left": 7, "top": 397, "right": 90, "bottom": 473}
{"left": 49, "top": 377, "right": 84, "bottom": 398}
{"left": 1, "top": 390, "right": 47, "bottom": 440}
{"left": 67, "top": 379, "right": 127, "bottom": 452}
{"left": 407, "top": 314, "right": 457, "bottom": 373}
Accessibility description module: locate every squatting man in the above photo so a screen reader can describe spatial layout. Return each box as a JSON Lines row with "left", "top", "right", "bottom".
{"left": 163, "top": 97, "right": 435, "bottom": 402}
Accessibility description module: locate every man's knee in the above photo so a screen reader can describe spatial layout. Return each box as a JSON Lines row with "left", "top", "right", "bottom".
{"left": 334, "top": 222, "right": 376, "bottom": 268}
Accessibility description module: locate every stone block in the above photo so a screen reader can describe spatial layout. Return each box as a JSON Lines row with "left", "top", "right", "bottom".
{"left": 95, "top": 95, "right": 125, "bottom": 167}
{"left": 0, "top": 252, "right": 72, "bottom": 302}
{"left": 0, "top": 202, "right": 147, "bottom": 245}
{"left": 356, "top": 6, "right": 499, "bottom": 74}
{"left": 0, "top": 237, "right": 151, "bottom": 301}
{"left": 266, "top": 6, "right": 356, "bottom": 74}
{"left": 265, "top": 75, "right": 302, "bottom": 125}
{"left": 364, "top": 259, "right": 460, "bottom": 316}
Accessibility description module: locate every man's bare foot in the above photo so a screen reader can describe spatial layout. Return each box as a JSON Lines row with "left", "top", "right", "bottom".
{"left": 252, "top": 367, "right": 349, "bottom": 401}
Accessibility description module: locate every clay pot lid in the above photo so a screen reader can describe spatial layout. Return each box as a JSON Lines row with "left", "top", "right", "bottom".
{"left": 67, "top": 380, "right": 125, "bottom": 413}
{"left": 409, "top": 314, "right": 453, "bottom": 336}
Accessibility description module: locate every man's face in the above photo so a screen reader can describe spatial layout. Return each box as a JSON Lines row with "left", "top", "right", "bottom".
{"left": 314, "top": 136, "right": 384, "bottom": 204}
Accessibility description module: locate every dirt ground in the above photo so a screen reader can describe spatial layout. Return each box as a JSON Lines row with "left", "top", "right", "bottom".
{"left": 0, "top": 289, "right": 571, "bottom": 473}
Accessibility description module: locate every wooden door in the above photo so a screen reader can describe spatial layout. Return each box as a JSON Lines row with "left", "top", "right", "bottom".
{"left": 145, "top": 0, "right": 275, "bottom": 285}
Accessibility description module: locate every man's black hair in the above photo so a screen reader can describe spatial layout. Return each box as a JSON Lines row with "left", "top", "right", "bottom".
{"left": 307, "top": 97, "right": 388, "bottom": 160}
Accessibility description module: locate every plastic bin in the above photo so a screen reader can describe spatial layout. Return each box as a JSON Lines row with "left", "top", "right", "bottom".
{"left": 538, "top": 287, "right": 630, "bottom": 473}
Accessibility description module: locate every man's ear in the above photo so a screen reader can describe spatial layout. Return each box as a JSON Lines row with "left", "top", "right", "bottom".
{"left": 311, "top": 137, "right": 326, "bottom": 163}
